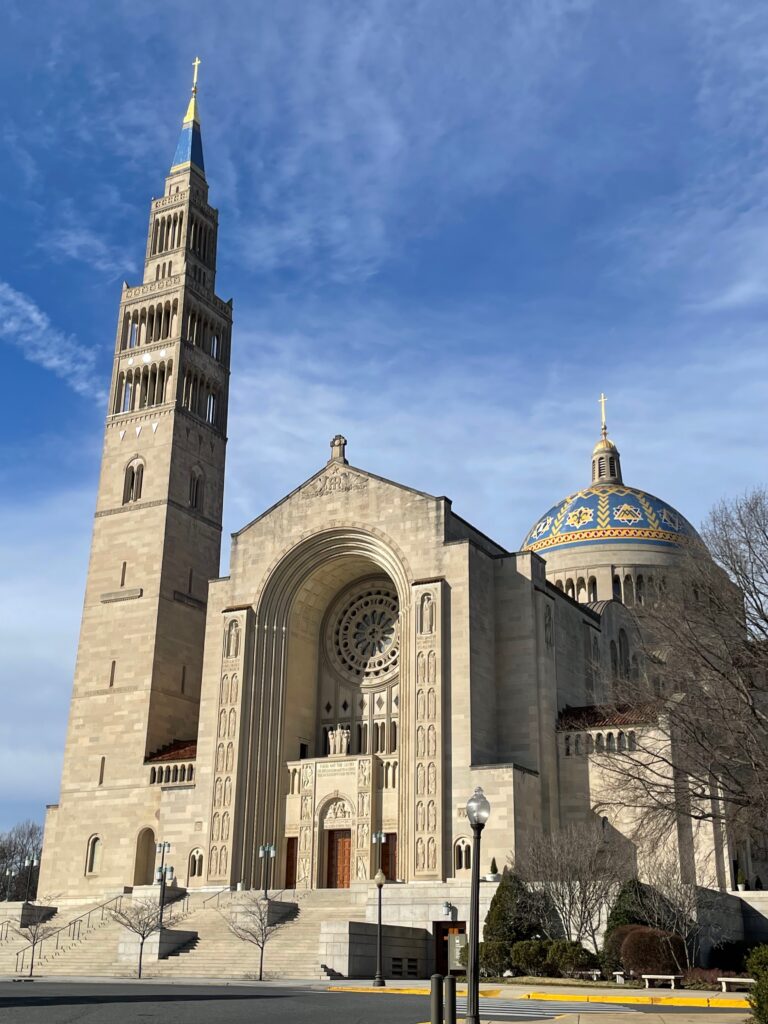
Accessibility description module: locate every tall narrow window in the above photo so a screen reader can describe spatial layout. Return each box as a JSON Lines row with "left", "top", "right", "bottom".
{"left": 98, "top": 756, "right": 105, "bottom": 786}
{"left": 189, "top": 470, "right": 203, "bottom": 511}
{"left": 123, "top": 461, "right": 144, "bottom": 504}
{"left": 181, "top": 665, "right": 186, "bottom": 695}
{"left": 109, "top": 660, "right": 116, "bottom": 687}
{"left": 120, "top": 562, "right": 127, "bottom": 588}
{"left": 188, "top": 568, "right": 194, "bottom": 594}
{"left": 86, "top": 836, "right": 102, "bottom": 874}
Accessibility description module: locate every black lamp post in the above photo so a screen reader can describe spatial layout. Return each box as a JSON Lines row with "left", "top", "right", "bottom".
{"left": 156, "top": 841, "right": 171, "bottom": 930}
{"left": 3, "top": 868, "right": 17, "bottom": 902}
{"left": 465, "top": 786, "right": 491, "bottom": 1024}
{"left": 23, "top": 857, "right": 39, "bottom": 902}
{"left": 373, "top": 867, "right": 386, "bottom": 986}
{"left": 259, "top": 843, "right": 276, "bottom": 899}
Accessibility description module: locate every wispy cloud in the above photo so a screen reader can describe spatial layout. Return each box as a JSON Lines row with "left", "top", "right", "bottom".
{"left": 0, "top": 281, "right": 102, "bottom": 399}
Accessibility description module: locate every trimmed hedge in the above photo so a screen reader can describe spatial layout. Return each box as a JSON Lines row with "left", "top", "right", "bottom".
{"left": 620, "top": 927, "right": 686, "bottom": 976}
{"left": 600, "top": 924, "right": 644, "bottom": 974}
{"left": 510, "top": 939, "right": 554, "bottom": 976}
{"left": 747, "top": 946, "right": 768, "bottom": 980}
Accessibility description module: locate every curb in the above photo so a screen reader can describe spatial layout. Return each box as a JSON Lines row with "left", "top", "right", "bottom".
{"left": 523, "top": 990, "right": 749, "bottom": 1009}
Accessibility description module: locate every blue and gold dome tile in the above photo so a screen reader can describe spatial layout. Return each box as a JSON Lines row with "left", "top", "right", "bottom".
{"left": 522, "top": 484, "right": 699, "bottom": 553}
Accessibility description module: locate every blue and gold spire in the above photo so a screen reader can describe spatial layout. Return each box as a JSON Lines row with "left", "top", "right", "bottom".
{"left": 171, "top": 56, "right": 205, "bottom": 175}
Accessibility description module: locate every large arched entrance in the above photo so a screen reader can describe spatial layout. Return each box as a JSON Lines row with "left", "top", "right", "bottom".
{"left": 133, "top": 827, "right": 156, "bottom": 886}
{"left": 238, "top": 529, "right": 413, "bottom": 893}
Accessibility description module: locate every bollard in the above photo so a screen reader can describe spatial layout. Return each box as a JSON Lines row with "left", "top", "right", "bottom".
{"left": 430, "top": 973, "right": 444, "bottom": 1024}
{"left": 444, "top": 973, "right": 457, "bottom": 1024}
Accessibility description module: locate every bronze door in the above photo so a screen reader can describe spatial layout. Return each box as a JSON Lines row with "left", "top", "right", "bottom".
{"left": 285, "top": 837, "right": 297, "bottom": 889}
{"left": 326, "top": 829, "right": 351, "bottom": 888}
{"left": 382, "top": 833, "right": 398, "bottom": 880}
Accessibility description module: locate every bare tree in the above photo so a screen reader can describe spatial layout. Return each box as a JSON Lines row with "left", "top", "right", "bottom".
{"left": 227, "top": 893, "right": 286, "bottom": 981}
{"left": 594, "top": 489, "right": 768, "bottom": 853}
{"left": 515, "top": 822, "right": 631, "bottom": 953}
{"left": 15, "top": 900, "right": 59, "bottom": 978}
{"left": 109, "top": 898, "right": 162, "bottom": 978}
{"left": 633, "top": 851, "right": 725, "bottom": 969}
{"left": 0, "top": 821, "right": 43, "bottom": 902}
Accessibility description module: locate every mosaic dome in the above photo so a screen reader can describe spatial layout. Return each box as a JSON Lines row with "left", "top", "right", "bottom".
{"left": 522, "top": 483, "right": 700, "bottom": 555}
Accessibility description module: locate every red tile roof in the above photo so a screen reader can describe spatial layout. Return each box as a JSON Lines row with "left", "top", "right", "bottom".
{"left": 557, "top": 702, "right": 661, "bottom": 730}
{"left": 145, "top": 739, "right": 197, "bottom": 763}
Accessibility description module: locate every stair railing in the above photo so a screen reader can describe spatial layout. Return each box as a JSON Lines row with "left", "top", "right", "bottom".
{"left": 164, "top": 894, "right": 190, "bottom": 923}
{"left": 0, "top": 920, "right": 10, "bottom": 942}
{"left": 202, "top": 886, "right": 233, "bottom": 908}
{"left": 15, "top": 894, "right": 124, "bottom": 975}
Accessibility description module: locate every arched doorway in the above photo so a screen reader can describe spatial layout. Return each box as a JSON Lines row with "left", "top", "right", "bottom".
{"left": 133, "top": 827, "right": 156, "bottom": 886}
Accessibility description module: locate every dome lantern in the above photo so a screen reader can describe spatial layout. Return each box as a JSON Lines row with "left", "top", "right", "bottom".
{"left": 591, "top": 393, "right": 623, "bottom": 484}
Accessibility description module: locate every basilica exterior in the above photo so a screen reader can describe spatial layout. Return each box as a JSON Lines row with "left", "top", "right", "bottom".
{"left": 38, "top": 79, "right": 736, "bottom": 927}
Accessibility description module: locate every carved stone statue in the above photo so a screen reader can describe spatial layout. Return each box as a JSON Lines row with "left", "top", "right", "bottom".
{"left": 328, "top": 727, "right": 337, "bottom": 755}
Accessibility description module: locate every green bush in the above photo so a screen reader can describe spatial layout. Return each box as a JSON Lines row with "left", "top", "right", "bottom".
{"left": 605, "top": 879, "right": 652, "bottom": 932}
{"left": 511, "top": 939, "right": 554, "bottom": 976}
{"left": 620, "top": 927, "right": 687, "bottom": 976}
{"left": 747, "top": 946, "right": 768, "bottom": 980}
{"left": 483, "top": 870, "right": 539, "bottom": 947}
{"left": 600, "top": 924, "right": 644, "bottom": 974}
{"left": 490, "top": 858, "right": 499, "bottom": 875}
{"left": 458, "top": 940, "right": 512, "bottom": 978}
{"left": 545, "top": 940, "right": 599, "bottom": 978}
{"left": 749, "top": 973, "right": 768, "bottom": 1024}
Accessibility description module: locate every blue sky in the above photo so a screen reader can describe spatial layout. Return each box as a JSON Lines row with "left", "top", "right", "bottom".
{"left": 1, "top": 0, "right": 767, "bottom": 829}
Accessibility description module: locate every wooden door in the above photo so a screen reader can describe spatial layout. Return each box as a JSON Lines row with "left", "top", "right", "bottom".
{"left": 285, "top": 837, "right": 297, "bottom": 889}
{"left": 326, "top": 829, "right": 351, "bottom": 888}
{"left": 382, "top": 833, "right": 398, "bottom": 880}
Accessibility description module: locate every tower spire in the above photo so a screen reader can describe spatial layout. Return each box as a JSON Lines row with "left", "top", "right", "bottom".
{"left": 591, "top": 392, "right": 623, "bottom": 484}
{"left": 171, "top": 56, "right": 205, "bottom": 175}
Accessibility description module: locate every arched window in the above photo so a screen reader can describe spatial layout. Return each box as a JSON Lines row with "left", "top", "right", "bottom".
{"left": 189, "top": 469, "right": 204, "bottom": 511}
{"left": 150, "top": 767, "right": 156, "bottom": 784}
{"left": 555, "top": 580, "right": 564, "bottom": 591}
{"left": 598, "top": 456, "right": 606, "bottom": 478}
{"left": 86, "top": 836, "right": 102, "bottom": 875}
{"left": 225, "top": 620, "right": 240, "bottom": 658}
{"left": 610, "top": 640, "right": 618, "bottom": 677}
{"left": 564, "top": 735, "right": 572, "bottom": 756}
{"left": 623, "top": 575, "right": 635, "bottom": 607}
{"left": 636, "top": 575, "right": 644, "bottom": 606}
{"left": 390, "top": 721, "right": 398, "bottom": 753}
{"left": 576, "top": 578, "right": 586, "bottom": 602}
{"left": 454, "top": 838, "right": 471, "bottom": 873}
{"left": 595, "top": 733, "right": 605, "bottom": 752}
{"left": 612, "top": 575, "right": 622, "bottom": 601}
{"left": 609, "top": 456, "right": 617, "bottom": 477}
{"left": 566, "top": 578, "right": 575, "bottom": 599}
{"left": 123, "top": 461, "right": 144, "bottom": 504}
{"left": 628, "top": 731, "right": 637, "bottom": 751}
{"left": 618, "top": 629, "right": 630, "bottom": 678}
{"left": 618, "top": 731, "right": 626, "bottom": 751}
{"left": 575, "top": 734, "right": 583, "bottom": 755}
{"left": 588, "top": 577, "right": 597, "bottom": 602}
{"left": 607, "top": 732, "right": 616, "bottom": 752}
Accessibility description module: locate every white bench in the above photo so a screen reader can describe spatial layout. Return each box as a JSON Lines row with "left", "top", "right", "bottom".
{"left": 718, "top": 977, "right": 756, "bottom": 993}
{"left": 574, "top": 969, "right": 602, "bottom": 981}
{"left": 612, "top": 971, "right": 625, "bottom": 984}
{"left": 642, "top": 974, "right": 683, "bottom": 989}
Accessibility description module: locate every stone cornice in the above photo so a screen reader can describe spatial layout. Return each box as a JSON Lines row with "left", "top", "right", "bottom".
{"left": 94, "top": 498, "right": 222, "bottom": 532}
{"left": 101, "top": 587, "right": 143, "bottom": 603}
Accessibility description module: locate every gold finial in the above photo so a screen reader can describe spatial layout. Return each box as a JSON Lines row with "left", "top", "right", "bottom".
{"left": 192, "top": 56, "right": 201, "bottom": 94}
{"left": 598, "top": 392, "right": 608, "bottom": 439}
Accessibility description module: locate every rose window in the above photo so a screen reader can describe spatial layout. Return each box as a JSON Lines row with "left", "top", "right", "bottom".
{"left": 328, "top": 583, "right": 400, "bottom": 683}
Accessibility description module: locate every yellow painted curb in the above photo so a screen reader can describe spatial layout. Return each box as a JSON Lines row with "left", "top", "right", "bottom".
{"left": 326, "top": 985, "right": 500, "bottom": 997}
{"left": 523, "top": 990, "right": 749, "bottom": 1009}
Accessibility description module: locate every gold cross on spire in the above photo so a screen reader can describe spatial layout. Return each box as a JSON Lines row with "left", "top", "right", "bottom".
{"left": 192, "top": 56, "right": 201, "bottom": 94}
{"left": 599, "top": 392, "right": 608, "bottom": 438}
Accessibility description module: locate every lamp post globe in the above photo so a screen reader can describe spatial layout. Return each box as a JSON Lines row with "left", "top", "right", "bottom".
{"left": 465, "top": 786, "right": 490, "bottom": 1024}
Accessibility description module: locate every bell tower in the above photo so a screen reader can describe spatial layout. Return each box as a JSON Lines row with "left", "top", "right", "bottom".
{"left": 59, "top": 56, "right": 233, "bottom": 814}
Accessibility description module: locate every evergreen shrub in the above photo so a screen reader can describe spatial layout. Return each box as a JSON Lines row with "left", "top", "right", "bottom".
{"left": 620, "top": 927, "right": 686, "bottom": 976}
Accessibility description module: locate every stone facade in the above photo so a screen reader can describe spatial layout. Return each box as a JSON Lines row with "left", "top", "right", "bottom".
{"left": 38, "top": 77, "right": 745, "bottom": 946}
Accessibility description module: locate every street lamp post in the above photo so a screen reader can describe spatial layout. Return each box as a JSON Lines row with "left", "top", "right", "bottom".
{"left": 3, "top": 868, "right": 18, "bottom": 902}
{"left": 259, "top": 843, "right": 276, "bottom": 899}
{"left": 373, "top": 867, "right": 386, "bottom": 987}
{"left": 23, "top": 857, "right": 39, "bottom": 903}
{"left": 465, "top": 786, "right": 491, "bottom": 1024}
{"left": 155, "top": 841, "right": 171, "bottom": 931}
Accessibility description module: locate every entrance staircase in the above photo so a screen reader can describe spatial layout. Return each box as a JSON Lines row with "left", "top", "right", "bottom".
{"left": 147, "top": 888, "right": 367, "bottom": 980}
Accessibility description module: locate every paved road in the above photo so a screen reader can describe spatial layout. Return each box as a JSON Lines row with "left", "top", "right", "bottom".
{"left": 0, "top": 982, "right": 747, "bottom": 1024}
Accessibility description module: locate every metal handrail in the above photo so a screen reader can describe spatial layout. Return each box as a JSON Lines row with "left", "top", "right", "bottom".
{"left": 202, "top": 886, "right": 232, "bottom": 908}
{"left": 15, "top": 894, "right": 124, "bottom": 974}
{"left": 164, "top": 894, "right": 190, "bottom": 922}
{"left": 0, "top": 920, "right": 9, "bottom": 942}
